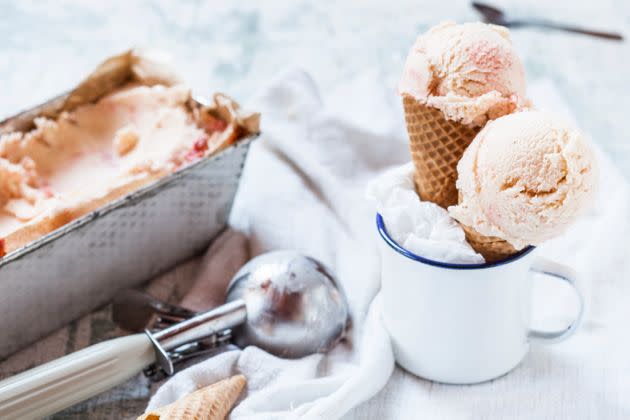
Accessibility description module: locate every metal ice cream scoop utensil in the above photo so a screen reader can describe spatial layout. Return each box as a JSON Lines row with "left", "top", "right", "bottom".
{"left": 0, "top": 251, "right": 349, "bottom": 419}
{"left": 472, "top": 2, "right": 624, "bottom": 41}
{"left": 115, "top": 252, "right": 349, "bottom": 358}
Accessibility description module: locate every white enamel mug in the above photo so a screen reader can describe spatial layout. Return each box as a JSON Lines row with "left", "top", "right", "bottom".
{"left": 376, "top": 214, "right": 584, "bottom": 384}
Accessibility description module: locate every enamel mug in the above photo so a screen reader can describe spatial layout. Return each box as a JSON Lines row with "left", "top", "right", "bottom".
{"left": 376, "top": 214, "right": 584, "bottom": 384}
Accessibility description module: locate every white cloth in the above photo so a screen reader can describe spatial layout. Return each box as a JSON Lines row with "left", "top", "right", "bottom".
{"left": 146, "top": 71, "right": 630, "bottom": 419}
{"left": 366, "top": 162, "right": 483, "bottom": 264}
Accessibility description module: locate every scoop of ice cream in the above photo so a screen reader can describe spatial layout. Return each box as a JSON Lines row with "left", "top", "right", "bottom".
{"left": 399, "top": 21, "right": 528, "bottom": 126}
{"left": 367, "top": 163, "right": 484, "bottom": 264}
{"left": 448, "top": 110, "right": 597, "bottom": 249}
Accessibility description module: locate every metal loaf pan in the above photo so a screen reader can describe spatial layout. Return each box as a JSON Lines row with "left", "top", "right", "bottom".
{"left": 0, "top": 51, "right": 258, "bottom": 358}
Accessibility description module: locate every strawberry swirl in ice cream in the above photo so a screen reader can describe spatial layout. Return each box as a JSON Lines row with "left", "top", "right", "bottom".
{"left": 448, "top": 110, "right": 597, "bottom": 250}
{"left": 399, "top": 21, "right": 528, "bottom": 127}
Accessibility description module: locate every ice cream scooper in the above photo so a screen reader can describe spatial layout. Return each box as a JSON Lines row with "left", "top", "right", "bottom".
{"left": 0, "top": 251, "right": 349, "bottom": 419}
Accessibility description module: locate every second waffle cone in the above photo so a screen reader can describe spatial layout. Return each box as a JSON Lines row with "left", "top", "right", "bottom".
{"left": 460, "top": 224, "right": 518, "bottom": 263}
{"left": 138, "top": 374, "right": 246, "bottom": 420}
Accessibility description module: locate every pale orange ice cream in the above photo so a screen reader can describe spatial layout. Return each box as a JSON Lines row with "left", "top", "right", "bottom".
{"left": 448, "top": 110, "right": 597, "bottom": 249}
{"left": 0, "top": 83, "right": 253, "bottom": 256}
{"left": 399, "top": 21, "right": 528, "bottom": 126}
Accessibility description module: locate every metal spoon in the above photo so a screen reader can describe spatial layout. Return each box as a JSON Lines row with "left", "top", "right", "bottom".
{"left": 0, "top": 251, "right": 349, "bottom": 419}
{"left": 472, "top": 2, "right": 624, "bottom": 41}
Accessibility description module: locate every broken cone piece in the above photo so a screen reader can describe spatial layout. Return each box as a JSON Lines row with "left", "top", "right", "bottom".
{"left": 138, "top": 374, "right": 246, "bottom": 420}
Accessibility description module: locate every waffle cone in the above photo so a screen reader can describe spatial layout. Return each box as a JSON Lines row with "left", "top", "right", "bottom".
{"left": 403, "top": 96, "right": 480, "bottom": 209}
{"left": 461, "top": 224, "right": 518, "bottom": 263}
{"left": 138, "top": 374, "right": 246, "bottom": 420}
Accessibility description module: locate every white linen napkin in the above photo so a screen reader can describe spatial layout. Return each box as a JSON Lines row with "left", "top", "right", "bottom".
{"left": 146, "top": 70, "right": 630, "bottom": 419}
{"left": 366, "top": 162, "right": 484, "bottom": 264}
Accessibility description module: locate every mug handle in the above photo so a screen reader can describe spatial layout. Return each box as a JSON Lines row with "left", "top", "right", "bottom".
{"left": 527, "top": 257, "right": 585, "bottom": 344}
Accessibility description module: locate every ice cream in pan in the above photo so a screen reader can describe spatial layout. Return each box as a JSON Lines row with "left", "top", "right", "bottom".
{"left": 0, "top": 80, "right": 258, "bottom": 257}
{"left": 399, "top": 21, "right": 597, "bottom": 262}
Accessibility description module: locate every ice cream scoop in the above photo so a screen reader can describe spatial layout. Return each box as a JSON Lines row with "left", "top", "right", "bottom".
{"left": 399, "top": 21, "right": 528, "bottom": 127}
{"left": 0, "top": 251, "right": 349, "bottom": 419}
{"left": 448, "top": 110, "right": 597, "bottom": 250}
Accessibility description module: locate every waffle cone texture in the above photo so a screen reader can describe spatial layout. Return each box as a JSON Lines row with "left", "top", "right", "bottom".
{"left": 403, "top": 95, "right": 481, "bottom": 209}
{"left": 138, "top": 374, "right": 246, "bottom": 420}
{"left": 461, "top": 224, "right": 518, "bottom": 263}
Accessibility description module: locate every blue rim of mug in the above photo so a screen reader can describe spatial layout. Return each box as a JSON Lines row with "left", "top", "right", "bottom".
{"left": 376, "top": 213, "right": 535, "bottom": 270}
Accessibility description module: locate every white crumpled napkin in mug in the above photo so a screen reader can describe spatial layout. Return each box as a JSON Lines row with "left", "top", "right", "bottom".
{"left": 146, "top": 71, "right": 630, "bottom": 420}
{"left": 366, "top": 162, "right": 484, "bottom": 264}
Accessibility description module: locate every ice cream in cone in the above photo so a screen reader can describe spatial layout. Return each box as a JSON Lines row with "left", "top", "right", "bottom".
{"left": 448, "top": 111, "right": 597, "bottom": 261}
{"left": 138, "top": 374, "right": 246, "bottom": 420}
{"left": 399, "top": 21, "right": 528, "bottom": 209}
